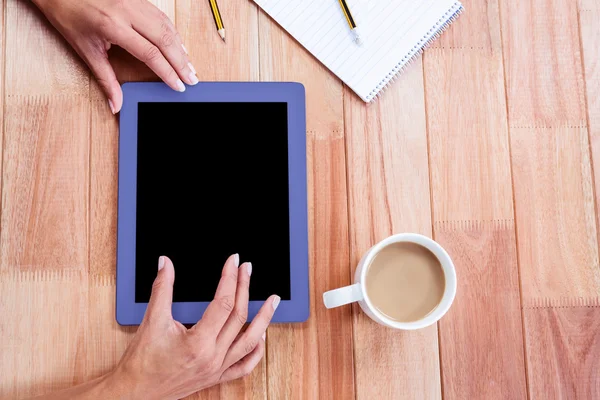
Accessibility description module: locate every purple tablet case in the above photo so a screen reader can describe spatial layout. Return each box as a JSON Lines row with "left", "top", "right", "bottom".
{"left": 116, "top": 82, "right": 309, "bottom": 325}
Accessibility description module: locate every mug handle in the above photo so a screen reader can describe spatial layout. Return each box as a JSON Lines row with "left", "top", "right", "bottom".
{"left": 323, "top": 283, "right": 363, "bottom": 308}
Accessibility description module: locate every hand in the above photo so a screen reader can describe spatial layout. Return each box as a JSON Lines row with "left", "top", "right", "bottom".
{"left": 32, "top": 0, "right": 198, "bottom": 114}
{"left": 109, "top": 255, "right": 280, "bottom": 399}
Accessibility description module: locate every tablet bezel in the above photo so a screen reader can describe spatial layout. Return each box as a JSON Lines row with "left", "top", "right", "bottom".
{"left": 116, "top": 82, "right": 309, "bottom": 325}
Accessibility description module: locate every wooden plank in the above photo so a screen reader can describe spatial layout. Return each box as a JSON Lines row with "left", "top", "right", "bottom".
{"left": 434, "top": 222, "right": 527, "bottom": 399}
{"left": 87, "top": 91, "right": 136, "bottom": 381}
{"left": 424, "top": 47, "right": 526, "bottom": 398}
{"left": 89, "top": 86, "right": 119, "bottom": 277}
{"left": 523, "top": 305, "right": 600, "bottom": 399}
{"left": 1, "top": 0, "right": 90, "bottom": 273}
{"left": 85, "top": 275, "right": 136, "bottom": 380}
{"left": 0, "top": 0, "right": 4, "bottom": 250}
{"left": 0, "top": 270, "right": 88, "bottom": 398}
{"left": 430, "top": 0, "right": 502, "bottom": 52}
{"left": 0, "top": 0, "right": 91, "bottom": 396}
{"left": 4, "top": 0, "right": 88, "bottom": 96}
{"left": 177, "top": 0, "right": 259, "bottom": 81}
{"left": 259, "top": 11, "right": 354, "bottom": 400}
{"left": 424, "top": 50, "right": 513, "bottom": 222}
{"left": 579, "top": 0, "right": 600, "bottom": 10}
{"left": 499, "top": 0, "right": 586, "bottom": 126}
{"left": 0, "top": 96, "right": 89, "bottom": 271}
{"left": 510, "top": 126, "right": 600, "bottom": 302}
{"left": 580, "top": 7, "right": 600, "bottom": 259}
{"left": 346, "top": 58, "right": 441, "bottom": 400}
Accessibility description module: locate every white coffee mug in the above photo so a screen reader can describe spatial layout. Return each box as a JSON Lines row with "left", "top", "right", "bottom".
{"left": 323, "top": 233, "right": 457, "bottom": 330}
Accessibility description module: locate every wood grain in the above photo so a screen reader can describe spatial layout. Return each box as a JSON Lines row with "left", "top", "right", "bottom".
{"left": 579, "top": 0, "right": 600, "bottom": 11}
{"left": 2, "top": 0, "right": 600, "bottom": 398}
{"left": 424, "top": 50, "right": 513, "bottom": 222}
{"left": 510, "top": 126, "right": 600, "bottom": 302}
{"left": 523, "top": 306, "right": 600, "bottom": 399}
{"left": 87, "top": 93, "right": 136, "bottom": 382}
{"left": 424, "top": 41, "right": 527, "bottom": 398}
{"left": 89, "top": 90, "right": 118, "bottom": 276}
{"left": 580, "top": 7, "right": 600, "bottom": 256}
{"left": 85, "top": 275, "right": 135, "bottom": 381}
{"left": 0, "top": 0, "right": 91, "bottom": 397}
{"left": 430, "top": 0, "right": 502, "bottom": 52}
{"left": 1, "top": 0, "right": 90, "bottom": 272}
{"left": 0, "top": 0, "right": 4, "bottom": 232}
{"left": 4, "top": 0, "right": 88, "bottom": 96}
{"left": 177, "top": 0, "right": 259, "bottom": 82}
{"left": 434, "top": 222, "right": 527, "bottom": 399}
{"left": 0, "top": 96, "right": 89, "bottom": 271}
{"left": 259, "top": 8, "right": 354, "bottom": 400}
{"left": 499, "top": 0, "right": 587, "bottom": 126}
{"left": 0, "top": 270, "right": 88, "bottom": 399}
{"left": 345, "top": 57, "right": 441, "bottom": 400}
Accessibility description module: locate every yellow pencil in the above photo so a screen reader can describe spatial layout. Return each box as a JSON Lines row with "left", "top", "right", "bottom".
{"left": 208, "top": 0, "right": 226, "bottom": 42}
{"left": 338, "top": 0, "right": 362, "bottom": 45}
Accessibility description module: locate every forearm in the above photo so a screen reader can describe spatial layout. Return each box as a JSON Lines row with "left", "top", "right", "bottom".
{"left": 30, "top": 0, "right": 54, "bottom": 9}
{"left": 28, "top": 371, "right": 136, "bottom": 400}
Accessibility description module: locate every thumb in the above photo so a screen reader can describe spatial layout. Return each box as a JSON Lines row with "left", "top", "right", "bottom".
{"left": 82, "top": 46, "right": 123, "bottom": 114}
{"left": 146, "top": 256, "right": 175, "bottom": 320}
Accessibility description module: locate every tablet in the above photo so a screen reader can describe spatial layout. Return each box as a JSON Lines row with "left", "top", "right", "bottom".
{"left": 116, "top": 82, "right": 309, "bottom": 325}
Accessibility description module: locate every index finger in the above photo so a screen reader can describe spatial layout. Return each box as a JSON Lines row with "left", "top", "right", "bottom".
{"left": 193, "top": 254, "right": 240, "bottom": 336}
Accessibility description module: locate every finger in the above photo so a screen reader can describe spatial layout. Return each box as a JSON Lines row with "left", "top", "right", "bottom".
{"left": 217, "top": 262, "right": 252, "bottom": 348}
{"left": 148, "top": 7, "right": 189, "bottom": 56}
{"left": 222, "top": 295, "right": 279, "bottom": 369}
{"left": 130, "top": 4, "right": 198, "bottom": 86}
{"left": 114, "top": 27, "right": 186, "bottom": 92}
{"left": 220, "top": 339, "right": 265, "bottom": 383}
{"left": 144, "top": 256, "right": 175, "bottom": 322}
{"left": 193, "top": 254, "right": 240, "bottom": 336}
{"left": 79, "top": 44, "right": 123, "bottom": 114}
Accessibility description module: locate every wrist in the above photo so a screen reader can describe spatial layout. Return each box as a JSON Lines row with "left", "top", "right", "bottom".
{"left": 101, "top": 368, "right": 145, "bottom": 399}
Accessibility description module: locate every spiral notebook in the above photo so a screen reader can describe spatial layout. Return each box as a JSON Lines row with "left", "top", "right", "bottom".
{"left": 254, "top": 0, "right": 463, "bottom": 102}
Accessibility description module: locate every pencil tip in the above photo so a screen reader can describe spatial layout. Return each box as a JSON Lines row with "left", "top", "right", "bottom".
{"left": 218, "top": 29, "right": 226, "bottom": 42}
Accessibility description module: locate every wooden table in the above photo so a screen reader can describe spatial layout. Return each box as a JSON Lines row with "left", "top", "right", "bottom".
{"left": 1, "top": 0, "right": 599, "bottom": 398}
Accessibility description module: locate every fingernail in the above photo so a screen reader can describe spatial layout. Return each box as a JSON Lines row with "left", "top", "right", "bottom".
{"left": 233, "top": 253, "right": 239, "bottom": 267}
{"left": 188, "top": 62, "right": 197, "bottom": 75}
{"left": 108, "top": 99, "right": 116, "bottom": 114}
{"left": 182, "top": 44, "right": 189, "bottom": 54}
{"left": 176, "top": 79, "right": 185, "bottom": 92}
{"left": 158, "top": 256, "right": 165, "bottom": 271}
{"left": 247, "top": 262, "right": 252, "bottom": 277}
{"left": 272, "top": 296, "right": 280, "bottom": 311}
{"left": 262, "top": 332, "right": 266, "bottom": 341}
{"left": 188, "top": 72, "right": 199, "bottom": 85}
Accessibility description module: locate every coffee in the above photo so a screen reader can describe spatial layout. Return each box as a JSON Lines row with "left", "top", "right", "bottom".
{"left": 365, "top": 242, "right": 445, "bottom": 322}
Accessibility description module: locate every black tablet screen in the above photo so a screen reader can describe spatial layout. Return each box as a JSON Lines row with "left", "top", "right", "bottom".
{"left": 135, "top": 102, "right": 291, "bottom": 303}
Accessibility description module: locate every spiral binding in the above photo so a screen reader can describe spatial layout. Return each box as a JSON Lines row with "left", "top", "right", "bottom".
{"left": 365, "top": 2, "right": 464, "bottom": 103}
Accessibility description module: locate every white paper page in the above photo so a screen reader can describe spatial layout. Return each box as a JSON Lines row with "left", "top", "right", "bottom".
{"left": 255, "top": 0, "right": 463, "bottom": 102}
